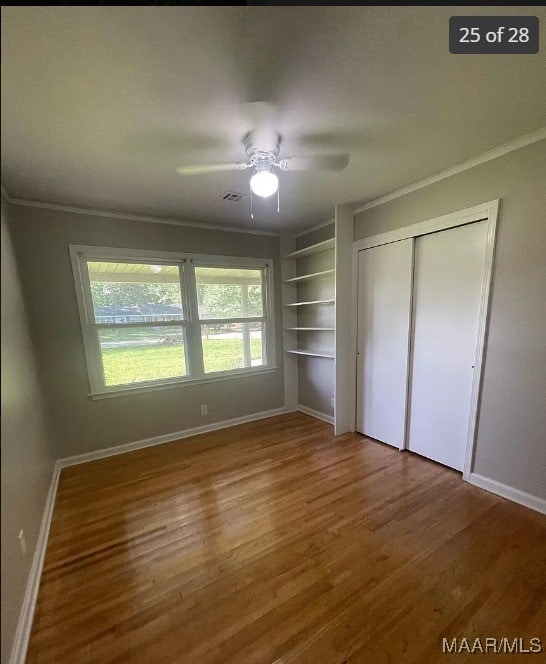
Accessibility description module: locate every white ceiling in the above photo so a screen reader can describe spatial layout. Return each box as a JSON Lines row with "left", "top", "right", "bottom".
{"left": 2, "top": 6, "right": 545, "bottom": 232}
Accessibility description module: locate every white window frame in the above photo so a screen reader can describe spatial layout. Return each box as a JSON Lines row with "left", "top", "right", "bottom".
{"left": 70, "top": 245, "right": 277, "bottom": 399}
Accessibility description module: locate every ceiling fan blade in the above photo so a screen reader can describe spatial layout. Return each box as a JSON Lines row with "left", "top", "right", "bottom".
{"left": 176, "top": 162, "right": 247, "bottom": 176}
{"left": 298, "top": 127, "right": 407, "bottom": 152}
{"left": 279, "top": 154, "right": 350, "bottom": 172}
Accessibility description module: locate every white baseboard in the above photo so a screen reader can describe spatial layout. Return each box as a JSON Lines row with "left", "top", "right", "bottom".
{"left": 297, "top": 404, "right": 334, "bottom": 425}
{"left": 467, "top": 473, "right": 546, "bottom": 515}
{"left": 57, "top": 406, "right": 291, "bottom": 468}
{"left": 9, "top": 463, "right": 61, "bottom": 664}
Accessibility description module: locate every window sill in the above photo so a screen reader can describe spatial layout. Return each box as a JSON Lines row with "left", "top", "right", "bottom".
{"left": 88, "top": 366, "right": 279, "bottom": 400}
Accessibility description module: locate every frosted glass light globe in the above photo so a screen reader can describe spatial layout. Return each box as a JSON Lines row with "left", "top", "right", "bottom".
{"left": 250, "top": 170, "right": 278, "bottom": 198}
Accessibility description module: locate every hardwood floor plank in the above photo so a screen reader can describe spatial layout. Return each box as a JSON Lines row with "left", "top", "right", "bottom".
{"left": 26, "top": 413, "right": 545, "bottom": 664}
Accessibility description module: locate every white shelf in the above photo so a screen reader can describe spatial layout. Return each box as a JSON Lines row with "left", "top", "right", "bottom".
{"left": 283, "top": 238, "right": 335, "bottom": 260}
{"left": 284, "top": 299, "right": 335, "bottom": 307}
{"left": 285, "top": 349, "right": 335, "bottom": 359}
{"left": 283, "top": 269, "right": 335, "bottom": 284}
{"left": 284, "top": 327, "right": 335, "bottom": 331}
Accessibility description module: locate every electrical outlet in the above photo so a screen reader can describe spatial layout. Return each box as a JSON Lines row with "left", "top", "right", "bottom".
{"left": 331, "top": 397, "right": 335, "bottom": 408}
{"left": 18, "top": 530, "right": 27, "bottom": 557}
{"left": 201, "top": 404, "right": 208, "bottom": 416}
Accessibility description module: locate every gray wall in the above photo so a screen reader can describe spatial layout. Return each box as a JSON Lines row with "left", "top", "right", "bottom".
{"left": 296, "top": 223, "right": 335, "bottom": 416}
{"left": 355, "top": 140, "right": 546, "bottom": 500}
{"left": 1, "top": 203, "right": 56, "bottom": 663}
{"left": 295, "top": 222, "right": 335, "bottom": 250}
{"left": 7, "top": 205, "right": 284, "bottom": 458}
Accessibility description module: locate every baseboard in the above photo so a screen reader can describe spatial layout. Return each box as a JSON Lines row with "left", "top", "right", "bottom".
{"left": 57, "top": 406, "right": 291, "bottom": 468}
{"left": 467, "top": 473, "right": 546, "bottom": 515}
{"left": 297, "top": 404, "right": 334, "bottom": 425}
{"left": 9, "top": 463, "right": 61, "bottom": 664}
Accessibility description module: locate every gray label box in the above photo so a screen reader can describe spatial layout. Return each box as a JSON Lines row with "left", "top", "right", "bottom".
{"left": 449, "top": 16, "right": 539, "bottom": 54}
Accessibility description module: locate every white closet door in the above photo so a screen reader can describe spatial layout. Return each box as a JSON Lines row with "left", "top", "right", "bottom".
{"left": 408, "top": 221, "right": 488, "bottom": 470}
{"left": 356, "top": 239, "right": 413, "bottom": 447}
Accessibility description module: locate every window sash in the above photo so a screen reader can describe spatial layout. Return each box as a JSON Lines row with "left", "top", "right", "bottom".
{"left": 194, "top": 263, "right": 266, "bottom": 321}
{"left": 200, "top": 320, "right": 266, "bottom": 374}
{"left": 97, "top": 325, "right": 189, "bottom": 387}
{"left": 70, "top": 246, "right": 275, "bottom": 395}
{"left": 84, "top": 258, "right": 189, "bottom": 326}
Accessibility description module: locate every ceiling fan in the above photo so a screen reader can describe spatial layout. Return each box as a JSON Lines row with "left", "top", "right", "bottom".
{"left": 176, "top": 102, "right": 350, "bottom": 217}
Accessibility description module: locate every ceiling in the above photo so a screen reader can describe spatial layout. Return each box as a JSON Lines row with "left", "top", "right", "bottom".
{"left": 2, "top": 6, "right": 545, "bottom": 232}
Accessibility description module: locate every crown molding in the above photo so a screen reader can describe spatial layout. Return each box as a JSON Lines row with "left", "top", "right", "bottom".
{"left": 353, "top": 127, "right": 546, "bottom": 215}
{"left": 5, "top": 127, "right": 543, "bottom": 235}
{"left": 1, "top": 190, "right": 281, "bottom": 237}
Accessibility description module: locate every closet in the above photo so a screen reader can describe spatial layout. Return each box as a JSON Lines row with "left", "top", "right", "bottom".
{"left": 356, "top": 218, "right": 491, "bottom": 472}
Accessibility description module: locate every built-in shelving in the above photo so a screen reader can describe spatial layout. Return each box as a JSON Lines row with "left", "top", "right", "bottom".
{"left": 283, "top": 269, "right": 335, "bottom": 284}
{"left": 284, "top": 299, "right": 335, "bottom": 307}
{"left": 282, "top": 231, "right": 336, "bottom": 389}
{"left": 285, "top": 349, "right": 335, "bottom": 359}
{"left": 283, "top": 237, "right": 336, "bottom": 260}
{"left": 284, "top": 327, "right": 335, "bottom": 331}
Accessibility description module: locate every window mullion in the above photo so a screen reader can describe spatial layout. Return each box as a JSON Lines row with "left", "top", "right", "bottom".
{"left": 263, "top": 263, "right": 273, "bottom": 368}
{"left": 241, "top": 283, "right": 251, "bottom": 368}
{"left": 184, "top": 260, "right": 205, "bottom": 377}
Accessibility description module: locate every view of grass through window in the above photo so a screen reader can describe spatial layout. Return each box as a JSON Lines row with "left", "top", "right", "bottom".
{"left": 201, "top": 323, "right": 263, "bottom": 374}
{"left": 98, "top": 326, "right": 187, "bottom": 386}
{"left": 87, "top": 261, "right": 266, "bottom": 387}
{"left": 99, "top": 327, "right": 263, "bottom": 386}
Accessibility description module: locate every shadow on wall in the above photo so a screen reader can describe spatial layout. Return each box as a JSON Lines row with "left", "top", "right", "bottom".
{"left": 1, "top": 203, "right": 57, "bottom": 663}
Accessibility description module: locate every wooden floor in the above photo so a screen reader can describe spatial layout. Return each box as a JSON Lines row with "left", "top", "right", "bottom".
{"left": 27, "top": 413, "right": 545, "bottom": 664}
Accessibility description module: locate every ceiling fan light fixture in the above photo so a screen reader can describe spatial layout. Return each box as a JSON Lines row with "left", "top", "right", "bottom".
{"left": 249, "top": 169, "right": 278, "bottom": 198}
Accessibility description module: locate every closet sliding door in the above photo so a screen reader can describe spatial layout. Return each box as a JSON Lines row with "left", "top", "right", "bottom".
{"left": 407, "top": 221, "right": 489, "bottom": 471}
{"left": 356, "top": 239, "right": 413, "bottom": 448}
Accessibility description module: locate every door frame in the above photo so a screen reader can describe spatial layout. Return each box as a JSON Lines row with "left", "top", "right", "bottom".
{"left": 350, "top": 199, "right": 500, "bottom": 480}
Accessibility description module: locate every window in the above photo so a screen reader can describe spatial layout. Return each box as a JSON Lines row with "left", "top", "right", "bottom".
{"left": 71, "top": 246, "right": 275, "bottom": 397}
{"left": 195, "top": 266, "right": 265, "bottom": 373}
